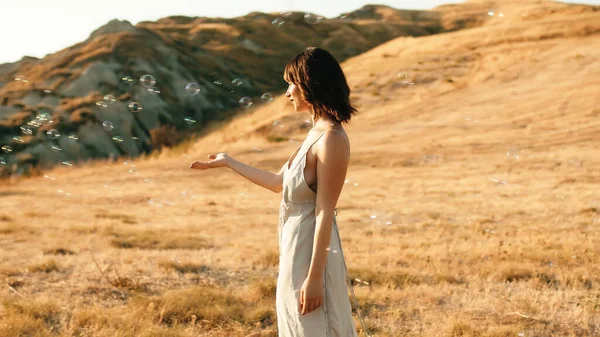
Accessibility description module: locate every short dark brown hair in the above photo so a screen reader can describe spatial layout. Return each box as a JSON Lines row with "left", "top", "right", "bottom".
{"left": 284, "top": 47, "right": 357, "bottom": 124}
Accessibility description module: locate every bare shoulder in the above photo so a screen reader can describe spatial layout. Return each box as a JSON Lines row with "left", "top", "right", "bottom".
{"left": 315, "top": 130, "right": 350, "bottom": 158}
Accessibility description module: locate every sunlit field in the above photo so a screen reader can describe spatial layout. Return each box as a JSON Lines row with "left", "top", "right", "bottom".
{"left": 1, "top": 1, "right": 600, "bottom": 336}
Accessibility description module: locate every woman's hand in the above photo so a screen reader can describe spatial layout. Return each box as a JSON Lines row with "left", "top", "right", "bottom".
{"left": 299, "top": 275, "right": 324, "bottom": 315}
{"left": 190, "top": 153, "right": 231, "bottom": 170}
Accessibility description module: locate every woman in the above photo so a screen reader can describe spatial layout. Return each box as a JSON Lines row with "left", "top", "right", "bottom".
{"left": 190, "top": 47, "right": 359, "bottom": 337}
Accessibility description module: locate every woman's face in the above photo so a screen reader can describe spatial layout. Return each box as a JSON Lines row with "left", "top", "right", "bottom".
{"left": 285, "top": 82, "right": 310, "bottom": 112}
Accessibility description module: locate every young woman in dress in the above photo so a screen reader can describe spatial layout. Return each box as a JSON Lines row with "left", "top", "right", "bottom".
{"left": 190, "top": 47, "right": 359, "bottom": 337}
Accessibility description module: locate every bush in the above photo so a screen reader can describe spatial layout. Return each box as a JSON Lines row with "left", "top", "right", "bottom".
{"left": 150, "top": 124, "right": 180, "bottom": 150}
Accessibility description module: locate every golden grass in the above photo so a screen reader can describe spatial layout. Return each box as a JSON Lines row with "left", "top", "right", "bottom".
{"left": 108, "top": 229, "right": 213, "bottom": 250}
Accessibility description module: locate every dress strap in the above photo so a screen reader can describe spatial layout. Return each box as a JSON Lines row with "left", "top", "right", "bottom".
{"left": 306, "top": 129, "right": 350, "bottom": 154}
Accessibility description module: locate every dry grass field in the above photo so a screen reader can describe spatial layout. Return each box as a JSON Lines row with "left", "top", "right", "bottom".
{"left": 1, "top": 1, "right": 600, "bottom": 336}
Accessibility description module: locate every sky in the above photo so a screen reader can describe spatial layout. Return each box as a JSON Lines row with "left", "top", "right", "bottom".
{"left": 1, "top": 0, "right": 598, "bottom": 64}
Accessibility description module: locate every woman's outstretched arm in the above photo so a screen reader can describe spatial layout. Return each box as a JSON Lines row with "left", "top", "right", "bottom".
{"left": 190, "top": 152, "right": 286, "bottom": 193}
{"left": 227, "top": 157, "right": 286, "bottom": 193}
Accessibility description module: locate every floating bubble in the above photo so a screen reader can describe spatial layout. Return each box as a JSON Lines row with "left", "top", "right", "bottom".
{"left": 261, "top": 93, "right": 273, "bottom": 102}
{"left": 96, "top": 101, "right": 108, "bottom": 108}
{"left": 43, "top": 89, "right": 53, "bottom": 94}
{"left": 185, "top": 82, "right": 201, "bottom": 95}
{"left": 1, "top": 145, "right": 11, "bottom": 153}
{"left": 147, "top": 87, "right": 161, "bottom": 94}
{"left": 499, "top": 13, "right": 505, "bottom": 17}
{"left": 304, "top": 13, "right": 323, "bottom": 24}
{"left": 128, "top": 102, "right": 143, "bottom": 113}
{"left": 132, "top": 136, "right": 139, "bottom": 140}
{"left": 15, "top": 75, "right": 26, "bottom": 82}
{"left": 144, "top": 178, "right": 154, "bottom": 184}
{"left": 518, "top": 332, "right": 525, "bottom": 337}
{"left": 121, "top": 76, "right": 134, "bottom": 84}
{"left": 62, "top": 161, "right": 72, "bottom": 167}
{"left": 128, "top": 168, "right": 137, "bottom": 174}
{"left": 12, "top": 136, "right": 24, "bottom": 143}
{"left": 27, "top": 120, "right": 42, "bottom": 128}
{"left": 102, "top": 121, "right": 114, "bottom": 131}
{"left": 239, "top": 96, "right": 253, "bottom": 108}
{"left": 488, "top": 10, "right": 495, "bottom": 16}
{"left": 46, "top": 129, "right": 60, "bottom": 139}
{"left": 184, "top": 117, "right": 196, "bottom": 125}
{"left": 19, "top": 125, "right": 32, "bottom": 136}
{"left": 272, "top": 18, "right": 285, "bottom": 26}
{"left": 57, "top": 189, "right": 72, "bottom": 197}
{"left": 506, "top": 149, "right": 520, "bottom": 160}
{"left": 272, "top": 120, "right": 281, "bottom": 126}
{"left": 52, "top": 145, "right": 62, "bottom": 152}
{"left": 112, "top": 136, "right": 124, "bottom": 144}
{"left": 213, "top": 80, "right": 222, "bottom": 85}
{"left": 140, "top": 74, "right": 156, "bottom": 88}
{"left": 231, "top": 78, "right": 243, "bottom": 87}
{"left": 491, "top": 178, "right": 508, "bottom": 185}
{"left": 36, "top": 112, "right": 52, "bottom": 123}
{"left": 0, "top": 157, "right": 5, "bottom": 165}
{"left": 103, "top": 94, "right": 116, "bottom": 103}
{"left": 464, "top": 117, "right": 480, "bottom": 123}
{"left": 68, "top": 134, "right": 79, "bottom": 141}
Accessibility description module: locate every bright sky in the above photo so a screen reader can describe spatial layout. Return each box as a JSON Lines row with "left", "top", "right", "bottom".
{"left": 1, "top": 0, "right": 597, "bottom": 64}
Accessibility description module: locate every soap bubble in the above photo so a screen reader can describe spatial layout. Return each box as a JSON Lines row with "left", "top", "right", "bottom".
{"left": 128, "top": 102, "right": 143, "bottom": 113}
{"left": 36, "top": 112, "right": 52, "bottom": 123}
{"left": 184, "top": 117, "right": 196, "bottom": 125}
{"left": 506, "top": 149, "right": 520, "bottom": 160}
{"left": 121, "top": 76, "right": 134, "bottom": 84}
{"left": 102, "top": 121, "right": 114, "bottom": 131}
{"left": 140, "top": 74, "right": 156, "bottom": 88}
{"left": 272, "top": 18, "right": 285, "bottom": 26}
{"left": 103, "top": 94, "right": 116, "bottom": 103}
{"left": 304, "top": 13, "right": 323, "bottom": 24}
{"left": 112, "top": 136, "right": 124, "bottom": 144}
{"left": 52, "top": 145, "right": 62, "bottom": 152}
{"left": 239, "top": 96, "right": 253, "bottom": 108}
{"left": 20, "top": 125, "right": 33, "bottom": 135}
{"left": 147, "top": 87, "right": 161, "bottom": 94}
{"left": 12, "top": 136, "right": 24, "bottom": 143}
{"left": 231, "top": 78, "right": 243, "bottom": 87}
{"left": 488, "top": 10, "right": 495, "bottom": 16}
{"left": 0, "top": 157, "right": 6, "bottom": 165}
{"left": 46, "top": 129, "right": 60, "bottom": 139}
{"left": 185, "top": 82, "right": 201, "bottom": 95}
{"left": 15, "top": 75, "right": 27, "bottom": 82}
{"left": 68, "top": 134, "right": 79, "bottom": 141}
{"left": 261, "top": 93, "right": 273, "bottom": 102}
{"left": 96, "top": 101, "right": 108, "bottom": 108}
{"left": 1, "top": 145, "right": 12, "bottom": 153}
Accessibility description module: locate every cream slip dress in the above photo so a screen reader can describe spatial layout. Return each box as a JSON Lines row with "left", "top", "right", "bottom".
{"left": 276, "top": 129, "right": 359, "bottom": 337}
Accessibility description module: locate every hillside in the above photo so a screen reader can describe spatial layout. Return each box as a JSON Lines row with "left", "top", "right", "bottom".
{"left": 0, "top": 0, "right": 599, "bottom": 336}
{"left": 0, "top": 3, "right": 482, "bottom": 179}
